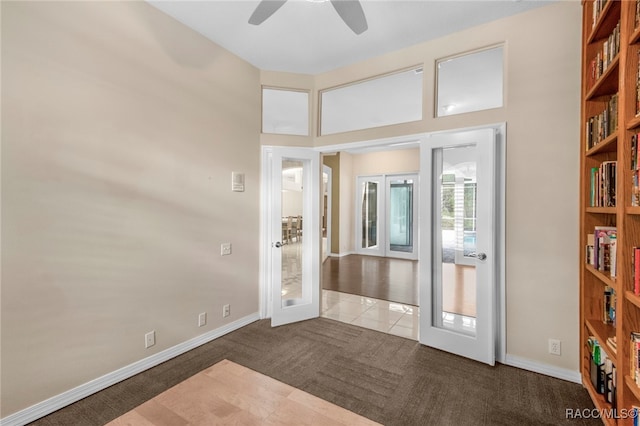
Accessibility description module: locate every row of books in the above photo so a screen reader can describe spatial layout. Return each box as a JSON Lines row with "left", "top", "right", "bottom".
{"left": 586, "top": 226, "right": 617, "bottom": 275}
{"left": 637, "top": 50, "right": 640, "bottom": 117}
{"left": 592, "top": 0, "right": 609, "bottom": 29}
{"left": 589, "top": 20, "right": 620, "bottom": 88}
{"left": 589, "top": 336, "right": 616, "bottom": 405}
{"left": 589, "top": 161, "right": 617, "bottom": 207}
{"left": 586, "top": 93, "right": 619, "bottom": 150}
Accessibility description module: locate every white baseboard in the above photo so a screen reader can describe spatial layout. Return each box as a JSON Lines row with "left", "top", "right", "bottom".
{"left": 0, "top": 313, "right": 260, "bottom": 426}
{"left": 504, "top": 354, "right": 582, "bottom": 384}
{"left": 329, "top": 251, "right": 355, "bottom": 258}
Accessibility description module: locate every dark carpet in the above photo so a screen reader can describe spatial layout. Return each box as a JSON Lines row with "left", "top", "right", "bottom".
{"left": 29, "top": 318, "right": 599, "bottom": 426}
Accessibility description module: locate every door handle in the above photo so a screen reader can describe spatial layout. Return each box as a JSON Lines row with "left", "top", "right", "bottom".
{"left": 468, "top": 252, "right": 487, "bottom": 261}
{"left": 274, "top": 242, "right": 283, "bottom": 248}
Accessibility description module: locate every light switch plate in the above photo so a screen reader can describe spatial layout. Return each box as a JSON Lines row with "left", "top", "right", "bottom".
{"left": 221, "top": 243, "right": 232, "bottom": 256}
{"left": 232, "top": 172, "right": 245, "bottom": 192}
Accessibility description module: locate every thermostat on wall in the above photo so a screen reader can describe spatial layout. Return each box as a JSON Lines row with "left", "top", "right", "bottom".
{"left": 232, "top": 172, "right": 245, "bottom": 192}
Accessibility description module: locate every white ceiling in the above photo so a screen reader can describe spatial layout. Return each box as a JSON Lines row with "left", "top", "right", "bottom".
{"left": 148, "top": 0, "right": 555, "bottom": 75}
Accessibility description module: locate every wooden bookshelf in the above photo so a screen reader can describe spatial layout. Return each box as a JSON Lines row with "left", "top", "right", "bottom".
{"left": 580, "top": 1, "right": 640, "bottom": 423}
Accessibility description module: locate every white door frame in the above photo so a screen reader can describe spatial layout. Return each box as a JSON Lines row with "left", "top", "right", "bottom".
{"left": 259, "top": 124, "right": 505, "bottom": 362}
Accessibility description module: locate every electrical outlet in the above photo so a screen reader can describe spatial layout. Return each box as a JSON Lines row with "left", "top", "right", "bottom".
{"left": 223, "top": 304, "right": 230, "bottom": 318}
{"left": 549, "top": 338, "right": 561, "bottom": 356}
{"left": 145, "top": 331, "right": 156, "bottom": 349}
{"left": 221, "top": 243, "right": 232, "bottom": 256}
{"left": 198, "top": 312, "right": 207, "bottom": 327}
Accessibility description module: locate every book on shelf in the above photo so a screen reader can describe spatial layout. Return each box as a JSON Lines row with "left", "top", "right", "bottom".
{"left": 586, "top": 233, "right": 595, "bottom": 266}
{"left": 604, "top": 286, "right": 615, "bottom": 325}
{"left": 589, "top": 161, "right": 617, "bottom": 207}
{"left": 632, "top": 133, "right": 640, "bottom": 206}
{"left": 607, "top": 335, "right": 617, "bottom": 354}
{"left": 588, "top": 337, "right": 611, "bottom": 395}
{"left": 632, "top": 332, "right": 640, "bottom": 387}
{"left": 586, "top": 94, "right": 619, "bottom": 151}
{"left": 592, "top": 226, "right": 616, "bottom": 273}
{"left": 635, "top": 247, "right": 640, "bottom": 295}
{"left": 637, "top": 50, "right": 640, "bottom": 116}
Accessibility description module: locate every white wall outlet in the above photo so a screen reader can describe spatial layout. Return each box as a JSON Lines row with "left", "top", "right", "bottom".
{"left": 548, "top": 338, "right": 561, "bottom": 356}
{"left": 145, "top": 331, "right": 156, "bottom": 349}
{"left": 221, "top": 243, "right": 232, "bottom": 256}
{"left": 198, "top": 312, "right": 207, "bottom": 327}
{"left": 223, "top": 304, "right": 230, "bottom": 318}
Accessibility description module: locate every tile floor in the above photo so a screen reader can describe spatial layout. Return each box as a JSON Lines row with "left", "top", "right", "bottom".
{"left": 321, "top": 289, "right": 419, "bottom": 340}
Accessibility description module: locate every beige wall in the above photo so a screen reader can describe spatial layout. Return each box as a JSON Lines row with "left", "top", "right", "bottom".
{"left": 1, "top": 1, "right": 260, "bottom": 417}
{"left": 309, "top": 1, "right": 582, "bottom": 372}
{"left": 351, "top": 148, "right": 420, "bottom": 177}
{"left": 322, "top": 154, "right": 341, "bottom": 254}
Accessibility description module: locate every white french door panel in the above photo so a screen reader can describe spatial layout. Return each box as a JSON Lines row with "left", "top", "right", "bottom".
{"left": 385, "top": 174, "right": 418, "bottom": 260}
{"left": 355, "top": 175, "right": 385, "bottom": 256}
{"left": 268, "top": 147, "right": 320, "bottom": 327}
{"left": 419, "top": 128, "right": 496, "bottom": 366}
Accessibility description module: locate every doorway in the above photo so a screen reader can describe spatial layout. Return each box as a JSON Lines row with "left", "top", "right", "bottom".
{"left": 355, "top": 174, "right": 419, "bottom": 260}
{"left": 261, "top": 125, "right": 505, "bottom": 365}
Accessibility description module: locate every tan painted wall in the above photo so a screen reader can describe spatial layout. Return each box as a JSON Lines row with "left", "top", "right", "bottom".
{"left": 1, "top": 1, "right": 260, "bottom": 417}
{"left": 310, "top": 1, "right": 582, "bottom": 371}
{"left": 351, "top": 149, "right": 420, "bottom": 177}
{"left": 322, "top": 154, "right": 341, "bottom": 254}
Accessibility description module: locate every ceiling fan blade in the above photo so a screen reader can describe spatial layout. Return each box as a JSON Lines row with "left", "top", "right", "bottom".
{"left": 330, "top": 0, "right": 368, "bottom": 35}
{"left": 249, "top": 0, "right": 288, "bottom": 25}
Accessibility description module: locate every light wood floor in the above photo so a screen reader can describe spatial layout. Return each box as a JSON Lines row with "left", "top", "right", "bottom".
{"left": 106, "top": 359, "right": 380, "bottom": 426}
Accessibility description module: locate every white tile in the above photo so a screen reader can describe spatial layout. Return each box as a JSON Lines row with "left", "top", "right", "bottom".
{"left": 350, "top": 316, "right": 389, "bottom": 333}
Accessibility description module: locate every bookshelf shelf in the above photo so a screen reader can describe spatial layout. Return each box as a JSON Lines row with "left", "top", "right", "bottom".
{"left": 586, "top": 206, "right": 617, "bottom": 214}
{"left": 626, "top": 206, "right": 640, "bottom": 215}
{"left": 585, "top": 264, "right": 617, "bottom": 290}
{"left": 586, "top": 133, "right": 618, "bottom": 156}
{"left": 584, "top": 377, "right": 617, "bottom": 426}
{"left": 585, "top": 56, "right": 619, "bottom": 100}
{"left": 627, "top": 291, "right": 640, "bottom": 310}
{"left": 626, "top": 375, "right": 640, "bottom": 404}
{"left": 628, "top": 115, "right": 640, "bottom": 131}
{"left": 632, "top": 25, "right": 640, "bottom": 45}
{"left": 586, "top": 319, "right": 617, "bottom": 363}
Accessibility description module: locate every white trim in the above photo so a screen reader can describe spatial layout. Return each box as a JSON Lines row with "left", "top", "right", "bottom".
{"left": 0, "top": 313, "right": 260, "bottom": 426}
{"left": 329, "top": 251, "right": 354, "bottom": 258}
{"left": 504, "top": 354, "right": 582, "bottom": 384}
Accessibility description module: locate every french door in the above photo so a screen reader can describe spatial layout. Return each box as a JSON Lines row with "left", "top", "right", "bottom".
{"left": 355, "top": 174, "right": 418, "bottom": 260}
{"left": 419, "top": 128, "right": 497, "bottom": 365}
{"left": 267, "top": 147, "right": 320, "bottom": 327}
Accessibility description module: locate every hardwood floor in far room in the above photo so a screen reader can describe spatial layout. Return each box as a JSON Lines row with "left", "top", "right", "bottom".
{"left": 322, "top": 254, "right": 418, "bottom": 306}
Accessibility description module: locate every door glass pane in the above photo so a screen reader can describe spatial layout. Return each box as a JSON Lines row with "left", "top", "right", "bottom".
{"left": 434, "top": 145, "right": 477, "bottom": 336}
{"left": 282, "top": 159, "right": 304, "bottom": 306}
{"left": 361, "top": 181, "right": 378, "bottom": 248}
{"left": 389, "top": 179, "right": 413, "bottom": 252}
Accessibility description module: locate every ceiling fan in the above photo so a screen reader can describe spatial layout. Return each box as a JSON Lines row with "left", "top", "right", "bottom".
{"left": 249, "top": 0, "right": 368, "bottom": 35}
